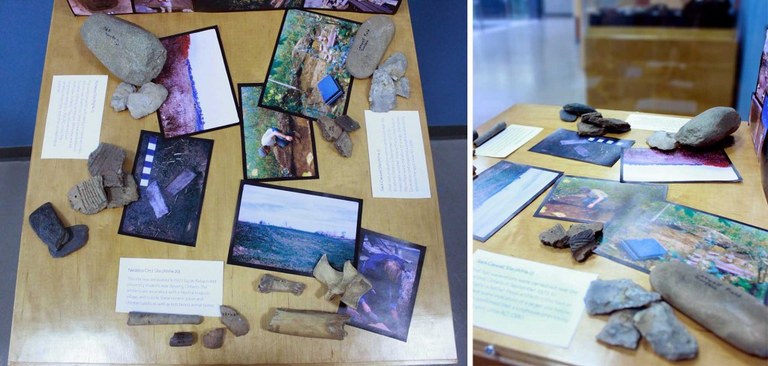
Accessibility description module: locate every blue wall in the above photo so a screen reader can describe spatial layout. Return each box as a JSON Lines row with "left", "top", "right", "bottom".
{"left": 735, "top": 0, "right": 768, "bottom": 120}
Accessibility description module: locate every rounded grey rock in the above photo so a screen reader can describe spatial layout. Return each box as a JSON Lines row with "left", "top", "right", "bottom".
{"left": 559, "top": 109, "right": 578, "bottom": 122}
{"left": 127, "top": 82, "right": 168, "bottom": 119}
{"left": 675, "top": 106, "right": 741, "bottom": 147}
{"left": 379, "top": 52, "right": 407, "bottom": 80}
{"left": 346, "top": 15, "right": 395, "bottom": 79}
{"left": 646, "top": 131, "right": 678, "bottom": 151}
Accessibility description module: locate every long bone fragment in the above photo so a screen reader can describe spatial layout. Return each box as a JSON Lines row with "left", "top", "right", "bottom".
{"left": 267, "top": 308, "right": 351, "bottom": 340}
{"left": 257, "top": 273, "right": 306, "bottom": 296}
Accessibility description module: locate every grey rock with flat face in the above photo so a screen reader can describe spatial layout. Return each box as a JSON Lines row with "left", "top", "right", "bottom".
{"left": 80, "top": 13, "right": 167, "bottom": 86}
{"left": 220, "top": 305, "right": 250, "bottom": 337}
{"left": 597, "top": 309, "right": 640, "bottom": 349}
{"left": 106, "top": 173, "right": 139, "bottom": 208}
{"left": 584, "top": 279, "right": 661, "bottom": 315}
{"left": 68, "top": 176, "right": 108, "bottom": 215}
{"left": 650, "top": 262, "right": 768, "bottom": 358}
{"left": 539, "top": 223, "right": 569, "bottom": 249}
{"left": 379, "top": 52, "right": 407, "bottom": 80}
{"left": 395, "top": 76, "right": 410, "bottom": 98}
{"left": 127, "top": 312, "right": 204, "bottom": 325}
{"left": 127, "top": 82, "right": 168, "bottom": 119}
{"left": 675, "top": 106, "right": 741, "bottom": 147}
{"left": 169, "top": 331, "right": 195, "bottom": 347}
{"left": 583, "top": 117, "right": 631, "bottom": 133}
{"left": 88, "top": 143, "right": 125, "bottom": 187}
{"left": 647, "top": 131, "right": 678, "bottom": 151}
{"left": 111, "top": 82, "right": 136, "bottom": 112}
{"left": 369, "top": 68, "right": 397, "bottom": 112}
{"left": 559, "top": 109, "right": 578, "bottom": 122}
{"left": 29, "top": 202, "right": 71, "bottom": 250}
{"left": 580, "top": 111, "right": 603, "bottom": 124}
{"left": 563, "top": 102, "right": 597, "bottom": 115}
{"left": 568, "top": 229, "right": 599, "bottom": 262}
{"left": 634, "top": 302, "right": 698, "bottom": 361}
{"left": 48, "top": 225, "right": 89, "bottom": 258}
{"left": 577, "top": 121, "right": 605, "bottom": 136}
{"left": 203, "top": 327, "right": 226, "bottom": 349}
{"left": 346, "top": 15, "right": 395, "bottom": 79}
{"left": 318, "top": 116, "right": 342, "bottom": 141}
{"left": 334, "top": 131, "right": 353, "bottom": 158}
{"left": 335, "top": 115, "right": 360, "bottom": 132}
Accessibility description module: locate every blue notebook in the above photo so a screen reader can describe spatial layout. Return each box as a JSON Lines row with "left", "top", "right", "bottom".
{"left": 317, "top": 75, "right": 343, "bottom": 105}
{"left": 620, "top": 238, "right": 667, "bottom": 261}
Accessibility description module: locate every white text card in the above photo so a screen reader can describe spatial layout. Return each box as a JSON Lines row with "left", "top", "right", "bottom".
{"left": 365, "top": 110, "right": 431, "bottom": 199}
{"left": 41, "top": 75, "right": 107, "bottom": 159}
{"left": 473, "top": 250, "right": 597, "bottom": 348}
{"left": 116, "top": 258, "right": 224, "bottom": 317}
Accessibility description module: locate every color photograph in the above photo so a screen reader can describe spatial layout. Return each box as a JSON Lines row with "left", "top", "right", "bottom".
{"left": 339, "top": 229, "right": 425, "bottom": 342}
{"left": 134, "top": 0, "right": 194, "bottom": 13}
{"left": 67, "top": 0, "right": 133, "bottom": 15}
{"left": 595, "top": 201, "right": 768, "bottom": 305}
{"left": 621, "top": 148, "right": 741, "bottom": 183}
{"left": 118, "top": 130, "right": 213, "bottom": 246}
{"left": 260, "top": 9, "right": 359, "bottom": 120}
{"left": 304, "top": 0, "right": 400, "bottom": 14}
{"left": 239, "top": 84, "right": 318, "bottom": 181}
{"left": 227, "top": 182, "right": 362, "bottom": 276}
{"left": 473, "top": 161, "right": 562, "bottom": 242}
{"left": 156, "top": 26, "right": 240, "bottom": 138}
{"left": 528, "top": 128, "right": 634, "bottom": 167}
{"left": 754, "top": 28, "right": 768, "bottom": 107}
{"left": 535, "top": 176, "right": 668, "bottom": 224}
{"left": 191, "top": 0, "right": 299, "bottom": 11}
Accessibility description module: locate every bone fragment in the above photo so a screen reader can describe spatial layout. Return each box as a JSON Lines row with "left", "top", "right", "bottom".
{"left": 312, "top": 255, "right": 372, "bottom": 308}
{"left": 267, "top": 308, "right": 351, "bottom": 340}
{"left": 126, "top": 312, "right": 203, "bottom": 325}
{"left": 257, "top": 273, "right": 306, "bottom": 296}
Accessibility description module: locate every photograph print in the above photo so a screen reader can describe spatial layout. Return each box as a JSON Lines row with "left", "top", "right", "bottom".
{"left": 595, "top": 200, "right": 768, "bottom": 305}
{"left": 67, "top": 0, "right": 133, "bottom": 15}
{"left": 303, "top": 0, "right": 401, "bottom": 14}
{"left": 339, "top": 229, "right": 425, "bottom": 342}
{"left": 260, "top": 9, "right": 359, "bottom": 120}
{"left": 473, "top": 161, "right": 562, "bottom": 242}
{"left": 119, "top": 130, "right": 213, "bottom": 246}
{"left": 134, "top": 0, "right": 194, "bottom": 13}
{"left": 155, "top": 26, "right": 240, "bottom": 138}
{"left": 528, "top": 128, "right": 635, "bottom": 167}
{"left": 191, "top": 0, "right": 297, "bottom": 11}
{"left": 227, "top": 182, "right": 362, "bottom": 276}
{"left": 621, "top": 148, "right": 741, "bottom": 183}
{"left": 239, "top": 84, "right": 318, "bottom": 181}
{"left": 754, "top": 28, "right": 768, "bottom": 107}
{"left": 534, "top": 175, "right": 668, "bottom": 224}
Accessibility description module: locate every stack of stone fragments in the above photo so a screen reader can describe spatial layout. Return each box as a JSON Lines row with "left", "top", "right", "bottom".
{"left": 539, "top": 222, "right": 603, "bottom": 262}
{"left": 317, "top": 114, "right": 361, "bottom": 157}
{"left": 559, "top": 103, "right": 632, "bottom": 136}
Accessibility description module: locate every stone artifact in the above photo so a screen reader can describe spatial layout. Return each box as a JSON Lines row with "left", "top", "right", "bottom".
{"left": 646, "top": 131, "right": 678, "bottom": 151}
{"left": 576, "top": 121, "right": 605, "bottom": 137}
{"left": 165, "top": 169, "right": 196, "bottom": 196}
{"left": 568, "top": 229, "right": 599, "bottom": 262}
{"left": 313, "top": 255, "right": 372, "bottom": 308}
{"left": 584, "top": 279, "right": 661, "bottom": 315}
{"left": 334, "top": 132, "right": 353, "bottom": 158}
{"left": 474, "top": 121, "right": 507, "bottom": 146}
{"left": 126, "top": 312, "right": 203, "bottom": 325}
{"left": 675, "top": 106, "right": 740, "bottom": 148}
{"left": 257, "top": 273, "right": 306, "bottom": 296}
{"left": 88, "top": 143, "right": 125, "bottom": 187}
{"left": 220, "top": 305, "right": 249, "bottom": 336}
{"left": 68, "top": 176, "right": 108, "bottom": 215}
{"left": 110, "top": 82, "right": 136, "bottom": 112}
{"left": 146, "top": 181, "right": 169, "bottom": 218}
{"left": 80, "top": 14, "right": 167, "bottom": 86}
{"left": 566, "top": 222, "right": 603, "bottom": 241}
{"left": 650, "top": 262, "right": 768, "bottom": 358}
{"left": 634, "top": 302, "right": 698, "bottom": 361}
{"left": 539, "top": 223, "right": 569, "bottom": 249}
{"left": 317, "top": 116, "right": 343, "bottom": 141}
{"left": 559, "top": 109, "right": 578, "bottom": 122}
{"left": 369, "top": 67, "right": 397, "bottom": 112}
{"left": 563, "top": 102, "right": 597, "bottom": 116}
{"left": 106, "top": 173, "right": 139, "bottom": 208}
{"left": 169, "top": 331, "right": 195, "bottom": 347}
{"left": 202, "top": 327, "right": 226, "bottom": 349}
{"left": 586, "top": 117, "right": 631, "bottom": 133}
{"left": 335, "top": 115, "right": 360, "bottom": 132}
{"left": 379, "top": 52, "right": 407, "bottom": 79}
{"left": 346, "top": 15, "right": 395, "bottom": 79}
{"left": 267, "top": 308, "right": 351, "bottom": 340}
{"left": 29, "top": 202, "right": 89, "bottom": 258}
{"left": 395, "top": 76, "right": 410, "bottom": 98}
{"left": 596, "top": 309, "right": 640, "bottom": 350}
{"left": 127, "top": 82, "right": 168, "bottom": 119}
{"left": 580, "top": 112, "right": 603, "bottom": 125}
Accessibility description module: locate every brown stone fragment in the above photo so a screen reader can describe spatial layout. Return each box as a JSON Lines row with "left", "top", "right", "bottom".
{"left": 106, "top": 173, "right": 139, "bottom": 208}
{"left": 334, "top": 115, "right": 360, "bottom": 132}
{"left": 334, "top": 131, "right": 353, "bottom": 157}
{"left": 568, "top": 229, "right": 598, "bottom": 262}
{"left": 577, "top": 121, "right": 605, "bottom": 136}
{"left": 68, "top": 176, "right": 108, "bottom": 215}
{"left": 539, "top": 223, "right": 569, "bottom": 249}
{"left": 220, "top": 305, "right": 249, "bottom": 337}
{"left": 317, "top": 116, "right": 342, "bottom": 141}
{"left": 567, "top": 222, "right": 603, "bottom": 241}
{"left": 202, "top": 327, "right": 226, "bottom": 349}
{"left": 88, "top": 143, "right": 125, "bottom": 187}
{"left": 169, "top": 331, "right": 195, "bottom": 347}
{"left": 580, "top": 111, "right": 603, "bottom": 124}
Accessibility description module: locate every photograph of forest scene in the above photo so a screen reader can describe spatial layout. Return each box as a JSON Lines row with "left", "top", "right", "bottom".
{"left": 596, "top": 201, "right": 768, "bottom": 305}
{"left": 260, "top": 9, "right": 359, "bottom": 120}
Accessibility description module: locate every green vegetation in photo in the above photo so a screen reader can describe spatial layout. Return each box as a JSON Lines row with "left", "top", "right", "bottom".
{"left": 242, "top": 85, "right": 282, "bottom": 179}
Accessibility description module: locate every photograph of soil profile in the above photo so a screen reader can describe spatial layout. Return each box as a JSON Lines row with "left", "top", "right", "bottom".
{"left": 259, "top": 9, "right": 359, "bottom": 120}
{"left": 239, "top": 84, "right": 318, "bottom": 181}
{"left": 303, "top": 0, "right": 400, "bottom": 14}
{"left": 134, "top": 0, "right": 194, "bottom": 13}
{"left": 339, "top": 229, "right": 425, "bottom": 342}
{"left": 227, "top": 181, "right": 362, "bottom": 276}
{"left": 118, "top": 130, "right": 213, "bottom": 246}
{"left": 535, "top": 175, "right": 668, "bottom": 224}
{"left": 67, "top": 0, "right": 133, "bottom": 15}
{"left": 191, "top": 0, "right": 400, "bottom": 14}
{"left": 529, "top": 128, "right": 635, "bottom": 167}
{"left": 155, "top": 26, "right": 240, "bottom": 138}
{"left": 621, "top": 148, "right": 741, "bottom": 183}
{"left": 473, "top": 161, "right": 562, "bottom": 242}
{"left": 595, "top": 200, "right": 768, "bottom": 305}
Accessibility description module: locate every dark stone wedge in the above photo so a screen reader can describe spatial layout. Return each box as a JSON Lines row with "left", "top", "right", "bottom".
{"left": 29, "top": 202, "right": 71, "bottom": 250}
{"left": 559, "top": 109, "right": 578, "bottom": 122}
{"left": 580, "top": 111, "right": 603, "bottom": 124}
{"left": 127, "top": 312, "right": 204, "bottom": 325}
{"left": 563, "top": 102, "right": 597, "bottom": 115}
{"left": 169, "top": 331, "right": 195, "bottom": 347}
{"left": 335, "top": 115, "right": 361, "bottom": 132}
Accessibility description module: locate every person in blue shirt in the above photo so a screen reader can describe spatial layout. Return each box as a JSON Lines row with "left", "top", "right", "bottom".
{"left": 356, "top": 254, "right": 407, "bottom": 334}
{"left": 259, "top": 127, "right": 297, "bottom": 157}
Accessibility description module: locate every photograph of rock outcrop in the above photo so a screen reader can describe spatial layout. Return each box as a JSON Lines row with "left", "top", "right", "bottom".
{"left": 155, "top": 26, "right": 239, "bottom": 138}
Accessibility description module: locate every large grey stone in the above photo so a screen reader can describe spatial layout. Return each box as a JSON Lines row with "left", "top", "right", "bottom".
{"left": 369, "top": 68, "right": 397, "bottom": 112}
{"left": 127, "top": 82, "right": 168, "bottom": 119}
{"left": 220, "top": 305, "right": 249, "bottom": 337}
{"left": 584, "top": 279, "right": 661, "bottom": 315}
{"left": 80, "top": 13, "right": 167, "bottom": 86}
{"left": 29, "top": 202, "right": 71, "bottom": 250}
{"left": 634, "top": 302, "right": 698, "bottom": 361}
{"left": 68, "top": 176, "right": 108, "bottom": 215}
{"left": 88, "top": 143, "right": 125, "bottom": 187}
{"left": 674, "top": 106, "right": 741, "bottom": 148}
{"left": 596, "top": 309, "right": 640, "bottom": 350}
{"left": 346, "top": 15, "right": 395, "bottom": 79}
{"left": 650, "top": 262, "right": 768, "bottom": 358}
{"left": 647, "top": 131, "right": 678, "bottom": 151}
{"left": 379, "top": 52, "right": 407, "bottom": 80}
{"left": 110, "top": 82, "right": 136, "bottom": 112}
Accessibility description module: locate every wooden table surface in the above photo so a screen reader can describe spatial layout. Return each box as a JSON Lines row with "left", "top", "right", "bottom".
{"left": 9, "top": 1, "right": 457, "bottom": 364}
{"left": 472, "top": 104, "right": 768, "bottom": 366}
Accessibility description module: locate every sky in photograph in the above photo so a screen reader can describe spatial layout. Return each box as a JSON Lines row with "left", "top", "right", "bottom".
{"left": 238, "top": 185, "right": 360, "bottom": 239}
{"left": 188, "top": 29, "right": 239, "bottom": 129}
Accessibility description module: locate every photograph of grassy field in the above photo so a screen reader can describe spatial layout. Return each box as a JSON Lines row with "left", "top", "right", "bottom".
{"left": 227, "top": 182, "right": 362, "bottom": 275}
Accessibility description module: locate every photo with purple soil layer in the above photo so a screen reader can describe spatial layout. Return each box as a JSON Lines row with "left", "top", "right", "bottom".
{"left": 155, "top": 26, "right": 239, "bottom": 138}
{"left": 621, "top": 148, "right": 741, "bottom": 183}
{"left": 338, "top": 229, "right": 425, "bottom": 342}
